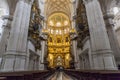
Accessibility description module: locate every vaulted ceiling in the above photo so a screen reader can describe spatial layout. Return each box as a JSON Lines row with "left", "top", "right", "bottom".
{"left": 45, "top": 0, "right": 73, "bottom": 18}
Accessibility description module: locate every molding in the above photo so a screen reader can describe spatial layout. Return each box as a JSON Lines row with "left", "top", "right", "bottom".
{"left": 92, "top": 49, "right": 113, "bottom": 55}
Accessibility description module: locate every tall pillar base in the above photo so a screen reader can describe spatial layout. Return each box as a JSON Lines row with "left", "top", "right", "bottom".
{"left": 92, "top": 50, "right": 117, "bottom": 70}
{"left": 1, "top": 52, "right": 28, "bottom": 72}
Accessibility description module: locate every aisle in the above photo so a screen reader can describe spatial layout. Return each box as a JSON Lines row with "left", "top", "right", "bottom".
{"left": 46, "top": 71, "right": 77, "bottom": 80}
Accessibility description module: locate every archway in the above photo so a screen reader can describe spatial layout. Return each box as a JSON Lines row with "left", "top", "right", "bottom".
{"left": 47, "top": 13, "right": 72, "bottom": 68}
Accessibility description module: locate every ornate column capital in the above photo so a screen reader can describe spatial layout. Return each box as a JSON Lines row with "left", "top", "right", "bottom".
{"left": 104, "top": 11, "right": 114, "bottom": 26}
{"left": 2, "top": 15, "right": 13, "bottom": 21}
{"left": 104, "top": 11, "right": 114, "bottom": 19}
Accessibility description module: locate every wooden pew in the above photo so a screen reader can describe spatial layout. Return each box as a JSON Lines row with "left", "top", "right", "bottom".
{"left": 64, "top": 69, "right": 120, "bottom": 80}
{"left": 0, "top": 77, "right": 6, "bottom": 80}
{"left": 0, "top": 70, "right": 52, "bottom": 80}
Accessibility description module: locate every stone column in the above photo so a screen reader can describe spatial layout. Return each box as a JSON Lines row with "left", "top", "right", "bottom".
{"left": 37, "top": 50, "right": 43, "bottom": 70}
{"left": 104, "top": 12, "right": 120, "bottom": 66}
{"left": 83, "top": 0, "right": 117, "bottom": 70}
{"left": 40, "top": 40, "right": 46, "bottom": 70}
{"left": 1, "top": 0, "right": 33, "bottom": 71}
{"left": 72, "top": 40, "right": 80, "bottom": 69}
{"left": 72, "top": 19, "right": 75, "bottom": 29}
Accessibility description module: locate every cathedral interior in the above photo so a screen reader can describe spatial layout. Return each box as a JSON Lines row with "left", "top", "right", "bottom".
{"left": 0, "top": 0, "right": 120, "bottom": 80}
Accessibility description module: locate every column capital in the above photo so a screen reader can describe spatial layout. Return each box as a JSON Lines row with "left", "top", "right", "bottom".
{"left": 104, "top": 11, "right": 114, "bottom": 20}
{"left": 2, "top": 15, "right": 13, "bottom": 21}
{"left": 104, "top": 11, "right": 114, "bottom": 26}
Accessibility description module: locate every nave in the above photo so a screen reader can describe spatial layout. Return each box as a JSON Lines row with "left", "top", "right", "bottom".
{"left": 1, "top": 0, "right": 120, "bottom": 79}
{"left": 46, "top": 71, "right": 77, "bottom": 80}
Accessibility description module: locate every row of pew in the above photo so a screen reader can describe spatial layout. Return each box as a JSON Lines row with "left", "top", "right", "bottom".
{"left": 0, "top": 69, "right": 120, "bottom": 80}
{"left": 64, "top": 69, "right": 120, "bottom": 80}
{"left": 0, "top": 70, "right": 55, "bottom": 80}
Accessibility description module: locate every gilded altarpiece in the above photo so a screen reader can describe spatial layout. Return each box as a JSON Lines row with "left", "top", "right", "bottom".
{"left": 47, "top": 13, "right": 72, "bottom": 68}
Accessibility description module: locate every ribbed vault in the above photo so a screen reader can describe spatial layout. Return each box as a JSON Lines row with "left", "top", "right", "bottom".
{"left": 44, "top": 0, "right": 72, "bottom": 18}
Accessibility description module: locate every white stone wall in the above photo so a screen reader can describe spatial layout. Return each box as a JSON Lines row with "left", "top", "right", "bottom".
{"left": 114, "top": 13, "right": 120, "bottom": 48}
